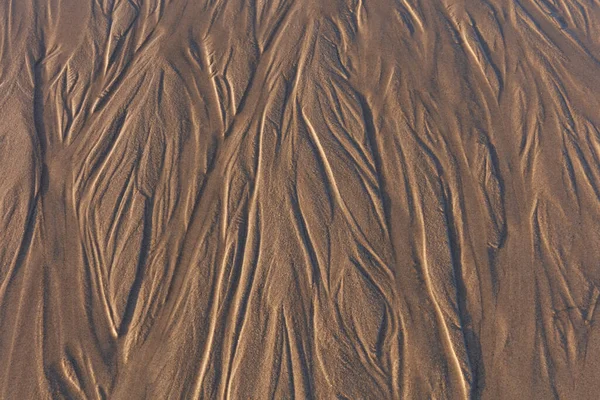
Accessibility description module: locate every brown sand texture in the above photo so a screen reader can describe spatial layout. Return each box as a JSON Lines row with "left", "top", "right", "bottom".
{"left": 1, "top": 0, "right": 600, "bottom": 398}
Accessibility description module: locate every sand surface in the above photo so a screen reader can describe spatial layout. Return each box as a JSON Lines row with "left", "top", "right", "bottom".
{"left": 1, "top": 0, "right": 600, "bottom": 398}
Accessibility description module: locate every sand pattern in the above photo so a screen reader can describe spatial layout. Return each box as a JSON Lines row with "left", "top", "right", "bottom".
{"left": 1, "top": 0, "right": 600, "bottom": 398}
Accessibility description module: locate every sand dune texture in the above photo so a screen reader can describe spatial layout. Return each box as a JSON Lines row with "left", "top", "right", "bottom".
{"left": 1, "top": 0, "right": 600, "bottom": 398}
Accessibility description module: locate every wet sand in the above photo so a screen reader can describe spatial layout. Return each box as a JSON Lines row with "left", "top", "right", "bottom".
{"left": 1, "top": 0, "right": 600, "bottom": 398}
